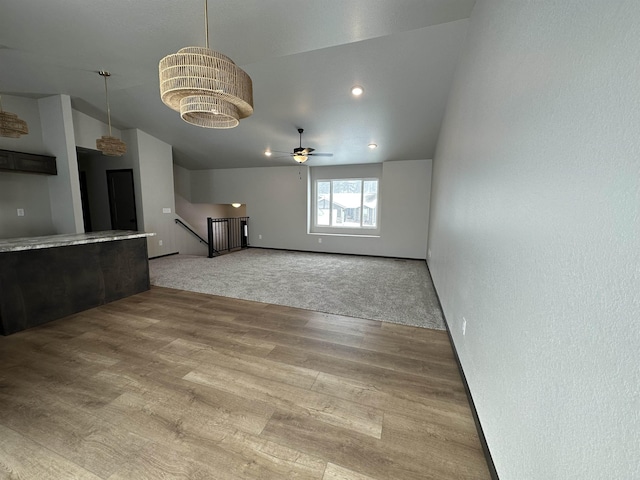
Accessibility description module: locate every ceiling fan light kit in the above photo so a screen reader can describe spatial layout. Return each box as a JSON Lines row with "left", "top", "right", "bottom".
{"left": 159, "top": 0, "right": 253, "bottom": 129}
{"left": 270, "top": 128, "right": 333, "bottom": 164}
{"left": 96, "top": 71, "right": 126, "bottom": 157}
{"left": 0, "top": 95, "right": 29, "bottom": 139}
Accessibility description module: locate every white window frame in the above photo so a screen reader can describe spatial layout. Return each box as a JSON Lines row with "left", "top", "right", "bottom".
{"left": 313, "top": 177, "right": 380, "bottom": 234}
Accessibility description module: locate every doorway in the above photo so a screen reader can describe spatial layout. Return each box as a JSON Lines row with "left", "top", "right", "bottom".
{"left": 106, "top": 169, "right": 138, "bottom": 231}
{"left": 78, "top": 170, "right": 93, "bottom": 232}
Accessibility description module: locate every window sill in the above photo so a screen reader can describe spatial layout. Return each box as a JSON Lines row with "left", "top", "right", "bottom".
{"left": 308, "top": 232, "right": 380, "bottom": 238}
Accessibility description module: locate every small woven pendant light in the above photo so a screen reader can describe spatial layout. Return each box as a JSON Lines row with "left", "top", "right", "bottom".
{"left": 159, "top": 0, "right": 253, "bottom": 129}
{"left": 0, "top": 95, "right": 29, "bottom": 138}
{"left": 96, "top": 71, "right": 127, "bottom": 157}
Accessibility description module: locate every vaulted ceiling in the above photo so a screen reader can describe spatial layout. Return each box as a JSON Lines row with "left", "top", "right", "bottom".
{"left": 0, "top": 0, "right": 475, "bottom": 170}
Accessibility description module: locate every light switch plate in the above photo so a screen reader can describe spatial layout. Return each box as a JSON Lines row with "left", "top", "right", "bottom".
{"left": 162, "top": 208, "right": 171, "bottom": 214}
{"left": 17, "top": 208, "right": 25, "bottom": 217}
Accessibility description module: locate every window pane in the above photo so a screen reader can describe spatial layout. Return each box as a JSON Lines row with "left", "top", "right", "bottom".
{"left": 332, "top": 180, "right": 361, "bottom": 227}
{"left": 363, "top": 180, "right": 378, "bottom": 227}
{"left": 316, "top": 181, "right": 330, "bottom": 226}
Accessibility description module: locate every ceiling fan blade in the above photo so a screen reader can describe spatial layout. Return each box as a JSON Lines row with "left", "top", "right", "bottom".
{"left": 308, "top": 152, "right": 333, "bottom": 157}
{"left": 303, "top": 147, "right": 315, "bottom": 154}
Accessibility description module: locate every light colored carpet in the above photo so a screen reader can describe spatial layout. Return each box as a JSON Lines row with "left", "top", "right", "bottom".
{"left": 149, "top": 249, "right": 445, "bottom": 330}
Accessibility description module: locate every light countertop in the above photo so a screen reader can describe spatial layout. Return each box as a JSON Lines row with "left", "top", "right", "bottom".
{"left": 0, "top": 230, "right": 156, "bottom": 253}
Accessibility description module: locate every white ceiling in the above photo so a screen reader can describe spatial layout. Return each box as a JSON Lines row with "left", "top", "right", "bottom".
{"left": 0, "top": 0, "right": 475, "bottom": 170}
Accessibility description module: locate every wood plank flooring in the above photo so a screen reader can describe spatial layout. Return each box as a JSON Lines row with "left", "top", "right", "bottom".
{"left": 0, "top": 286, "right": 490, "bottom": 479}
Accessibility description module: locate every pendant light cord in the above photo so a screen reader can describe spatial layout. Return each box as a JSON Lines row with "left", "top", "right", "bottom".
{"left": 204, "top": 0, "right": 209, "bottom": 49}
{"left": 103, "top": 73, "right": 113, "bottom": 137}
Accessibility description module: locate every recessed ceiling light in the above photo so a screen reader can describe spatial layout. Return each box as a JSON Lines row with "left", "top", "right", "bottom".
{"left": 264, "top": 150, "right": 272, "bottom": 157}
{"left": 368, "top": 143, "right": 378, "bottom": 149}
{"left": 351, "top": 85, "right": 364, "bottom": 96}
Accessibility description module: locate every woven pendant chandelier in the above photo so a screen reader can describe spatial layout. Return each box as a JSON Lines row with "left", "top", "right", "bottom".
{"left": 159, "top": 0, "right": 253, "bottom": 129}
{"left": 0, "top": 95, "right": 29, "bottom": 138}
{"left": 96, "top": 71, "right": 127, "bottom": 157}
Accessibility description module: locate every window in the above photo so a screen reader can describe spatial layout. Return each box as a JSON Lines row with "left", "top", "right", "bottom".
{"left": 315, "top": 178, "right": 378, "bottom": 229}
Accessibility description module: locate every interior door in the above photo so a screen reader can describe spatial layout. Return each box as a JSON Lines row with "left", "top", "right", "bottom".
{"left": 106, "top": 169, "right": 138, "bottom": 231}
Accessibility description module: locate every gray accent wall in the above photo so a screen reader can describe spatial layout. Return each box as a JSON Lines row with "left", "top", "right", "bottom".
{"left": 428, "top": 2, "right": 640, "bottom": 479}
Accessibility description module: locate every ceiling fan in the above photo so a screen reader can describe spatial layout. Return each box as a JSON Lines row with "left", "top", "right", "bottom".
{"left": 272, "top": 128, "right": 333, "bottom": 163}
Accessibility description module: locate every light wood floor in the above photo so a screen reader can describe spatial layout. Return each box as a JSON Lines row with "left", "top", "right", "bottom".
{"left": 0, "top": 286, "right": 490, "bottom": 480}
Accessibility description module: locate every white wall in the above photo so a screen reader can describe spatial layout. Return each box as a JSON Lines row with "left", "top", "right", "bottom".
{"left": 173, "top": 164, "right": 192, "bottom": 202}
{"left": 173, "top": 212, "right": 209, "bottom": 256}
{"left": 191, "top": 165, "right": 307, "bottom": 249}
{"left": 72, "top": 109, "right": 119, "bottom": 150}
{"left": 39, "top": 95, "right": 83, "bottom": 234}
{"left": 190, "top": 159, "right": 431, "bottom": 258}
{"left": 381, "top": 160, "right": 431, "bottom": 259}
{"left": 136, "top": 129, "right": 176, "bottom": 258}
{"left": 0, "top": 172, "right": 54, "bottom": 238}
{"left": 428, "top": 2, "right": 640, "bottom": 479}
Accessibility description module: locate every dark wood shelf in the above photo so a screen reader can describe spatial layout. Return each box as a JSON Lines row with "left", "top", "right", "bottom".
{"left": 0, "top": 149, "right": 57, "bottom": 175}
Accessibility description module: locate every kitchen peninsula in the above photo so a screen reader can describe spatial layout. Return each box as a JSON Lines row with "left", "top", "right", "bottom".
{"left": 0, "top": 230, "right": 154, "bottom": 335}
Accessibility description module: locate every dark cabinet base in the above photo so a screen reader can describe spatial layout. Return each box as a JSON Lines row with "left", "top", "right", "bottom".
{"left": 0, "top": 238, "right": 150, "bottom": 335}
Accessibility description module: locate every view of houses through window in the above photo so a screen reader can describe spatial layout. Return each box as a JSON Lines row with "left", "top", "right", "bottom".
{"left": 316, "top": 179, "right": 378, "bottom": 228}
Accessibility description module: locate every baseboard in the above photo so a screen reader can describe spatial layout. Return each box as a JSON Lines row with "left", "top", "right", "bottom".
{"left": 148, "top": 251, "right": 179, "bottom": 260}
{"left": 424, "top": 261, "right": 500, "bottom": 480}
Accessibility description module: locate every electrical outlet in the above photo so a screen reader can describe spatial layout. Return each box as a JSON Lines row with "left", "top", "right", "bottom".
{"left": 462, "top": 317, "right": 467, "bottom": 336}
{"left": 258, "top": 234, "right": 262, "bottom": 240}
{"left": 318, "top": 237, "right": 322, "bottom": 244}
{"left": 159, "top": 240, "right": 163, "bottom": 246}
{"left": 17, "top": 208, "right": 25, "bottom": 217}
{"left": 162, "top": 208, "right": 171, "bottom": 214}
